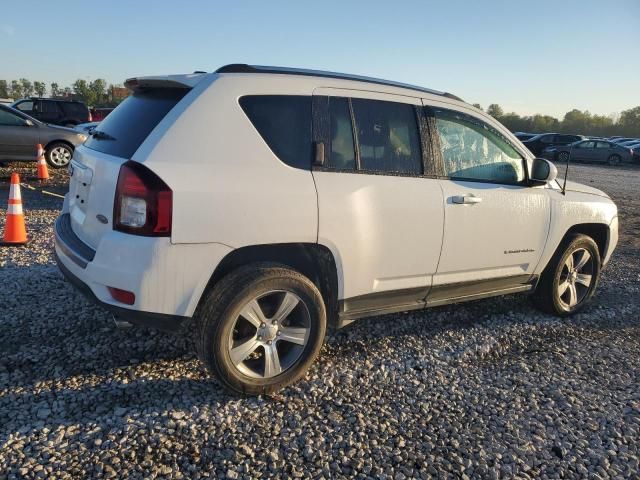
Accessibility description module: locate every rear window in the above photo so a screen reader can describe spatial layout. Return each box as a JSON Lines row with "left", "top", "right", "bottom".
{"left": 239, "top": 95, "right": 312, "bottom": 170}
{"left": 60, "top": 102, "right": 87, "bottom": 116}
{"left": 85, "top": 89, "right": 188, "bottom": 158}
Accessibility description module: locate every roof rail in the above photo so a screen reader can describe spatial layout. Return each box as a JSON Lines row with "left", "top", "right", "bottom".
{"left": 215, "top": 64, "right": 464, "bottom": 102}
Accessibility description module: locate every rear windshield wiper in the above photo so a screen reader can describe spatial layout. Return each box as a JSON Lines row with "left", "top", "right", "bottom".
{"left": 91, "top": 130, "right": 116, "bottom": 141}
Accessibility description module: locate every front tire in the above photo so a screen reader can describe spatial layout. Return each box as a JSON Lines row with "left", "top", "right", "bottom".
{"left": 557, "top": 151, "right": 570, "bottom": 162}
{"left": 533, "top": 234, "right": 601, "bottom": 316}
{"left": 45, "top": 142, "right": 73, "bottom": 168}
{"left": 195, "top": 263, "right": 326, "bottom": 395}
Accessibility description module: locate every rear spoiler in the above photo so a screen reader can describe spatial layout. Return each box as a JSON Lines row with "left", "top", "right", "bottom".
{"left": 124, "top": 73, "right": 206, "bottom": 92}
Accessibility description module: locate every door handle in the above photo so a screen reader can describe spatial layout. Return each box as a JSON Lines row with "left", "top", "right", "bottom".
{"left": 452, "top": 194, "right": 482, "bottom": 205}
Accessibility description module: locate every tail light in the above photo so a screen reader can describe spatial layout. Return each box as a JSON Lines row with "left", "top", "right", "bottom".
{"left": 114, "top": 161, "right": 172, "bottom": 236}
{"left": 107, "top": 287, "right": 135, "bottom": 305}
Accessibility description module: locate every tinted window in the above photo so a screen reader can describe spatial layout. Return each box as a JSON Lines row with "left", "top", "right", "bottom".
{"left": 540, "top": 135, "right": 556, "bottom": 144}
{"left": 240, "top": 95, "right": 312, "bottom": 170}
{"left": 558, "top": 135, "right": 578, "bottom": 143}
{"left": 85, "top": 88, "right": 188, "bottom": 158}
{"left": 0, "top": 108, "right": 27, "bottom": 126}
{"left": 15, "top": 101, "right": 33, "bottom": 112}
{"left": 40, "top": 101, "right": 60, "bottom": 113}
{"left": 328, "top": 97, "right": 356, "bottom": 170}
{"left": 596, "top": 141, "right": 610, "bottom": 149}
{"left": 351, "top": 98, "right": 422, "bottom": 174}
{"left": 61, "top": 102, "right": 87, "bottom": 116}
{"left": 434, "top": 109, "right": 524, "bottom": 184}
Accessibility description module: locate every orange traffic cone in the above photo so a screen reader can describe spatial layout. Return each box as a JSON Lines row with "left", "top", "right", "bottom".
{"left": 36, "top": 144, "right": 49, "bottom": 180}
{"left": 2, "top": 173, "right": 28, "bottom": 245}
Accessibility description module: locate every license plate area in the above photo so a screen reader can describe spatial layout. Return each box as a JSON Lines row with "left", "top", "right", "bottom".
{"left": 68, "top": 160, "right": 93, "bottom": 225}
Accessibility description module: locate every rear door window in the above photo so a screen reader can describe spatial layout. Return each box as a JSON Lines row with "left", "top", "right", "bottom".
{"left": 596, "top": 141, "right": 610, "bottom": 149}
{"left": 61, "top": 102, "right": 86, "bottom": 116}
{"left": 351, "top": 98, "right": 422, "bottom": 175}
{"left": 85, "top": 88, "right": 188, "bottom": 158}
{"left": 41, "top": 101, "right": 60, "bottom": 114}
{"left": 328, "top": 97, "right": 356, "bottom": 170}
{"left": 239, "top": 95, "right": 312, "bottom": 170}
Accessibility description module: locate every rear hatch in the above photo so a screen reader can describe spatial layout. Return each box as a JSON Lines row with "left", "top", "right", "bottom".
{"left": 68, "top": 79, "right": 195, "bottom": 249}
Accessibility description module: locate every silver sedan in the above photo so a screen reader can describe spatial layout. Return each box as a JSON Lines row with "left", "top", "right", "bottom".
{"left": 544, "top": 139, "right": 635, "bottom": 166}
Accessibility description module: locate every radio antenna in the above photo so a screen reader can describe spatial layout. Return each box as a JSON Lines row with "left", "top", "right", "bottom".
{"left": 561, "top": 152, "right": 570, "bottom": 195}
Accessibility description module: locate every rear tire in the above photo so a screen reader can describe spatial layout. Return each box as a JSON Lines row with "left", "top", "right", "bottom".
{"left": 194, "top": 263, "right": 326, "bottom": 395}
{"left": 45, "top": 142, "right": 73, "bottom": 168}
{"left": 608, "top": 154, "right": 621, "bottom": 166}
{"left": 557, "top": 151, "right": 570, "bottom": 162}
{"left": 533, "top": 234, "right": 601, "bottom": 316}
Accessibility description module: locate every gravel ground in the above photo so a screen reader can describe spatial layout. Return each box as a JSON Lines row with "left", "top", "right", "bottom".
{"left": 0, "top": 160, "right": 639, "bottom": 479}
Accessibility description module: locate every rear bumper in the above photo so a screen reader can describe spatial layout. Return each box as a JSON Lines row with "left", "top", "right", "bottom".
{"left": 54, "top": 210, "right": 233, "bottom": 325}
{"left": 55, "top": 250, "right": 189, "bottom": 333}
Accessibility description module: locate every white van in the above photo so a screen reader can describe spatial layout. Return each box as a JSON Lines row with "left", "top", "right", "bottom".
{"left": 55, "top": 65, "right": 618, "bottom": 394}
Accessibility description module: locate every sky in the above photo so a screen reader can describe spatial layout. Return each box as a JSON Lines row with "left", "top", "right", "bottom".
{"left": 1, "top": 0, "right": 638, "bottom": 118}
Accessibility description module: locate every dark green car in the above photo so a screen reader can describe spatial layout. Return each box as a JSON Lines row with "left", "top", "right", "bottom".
{"left": 0, "top": 104, "right": 87, "bottom": 168}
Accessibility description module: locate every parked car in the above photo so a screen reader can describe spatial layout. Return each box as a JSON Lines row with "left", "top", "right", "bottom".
{"left": 617, "top": 139, "right": 640, "bottom": 146}
{"left": 513, "top": 132, "right": 537, "bottom": 141}
{"left": 54, "top": 64, "right": 618, "bottom": 395}
{"left": 609, "top": 137, "right": 638, "bottom": 144}
{"left": 522, "top": 133, "right": 586, "bottom": 156}
{"left": 545, "top": 139, "right": 634, "bottom": 165}
{"left": 90, "top": 107, "right": 114, "bottom": 122}
{"left": 625, "top": 142, "right": 640, "bottom": 161}
{"left": 12, "top": 98, "right": 91, "bottom": 127}
{"left": 0, "top": 104, "right": 87, "bottom": 167}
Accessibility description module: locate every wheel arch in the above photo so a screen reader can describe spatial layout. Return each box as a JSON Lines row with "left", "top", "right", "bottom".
{"left": 201, "top": 243, "right": 341, "bottom": 330}
{"left": 558, "top": 223, "right": 609, "bottom": 264}
{"left": 44, "top": 139, "right": 75, "bottom": 153}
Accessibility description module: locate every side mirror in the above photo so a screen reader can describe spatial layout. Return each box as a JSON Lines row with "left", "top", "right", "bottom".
{"left": 530, "top": 158, "right": 557, "bottom": 186}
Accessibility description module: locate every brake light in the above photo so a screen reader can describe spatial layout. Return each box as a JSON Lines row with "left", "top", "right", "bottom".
{"left": 114, "top": 161, "right": 172, "bottom": 236}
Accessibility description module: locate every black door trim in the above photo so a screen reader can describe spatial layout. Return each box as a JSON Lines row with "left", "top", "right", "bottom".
{"left": 337, "top": 274, "right": 538, "bottom": 327}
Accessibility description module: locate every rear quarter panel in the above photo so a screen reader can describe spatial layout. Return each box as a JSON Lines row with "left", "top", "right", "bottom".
{"left": 137, "top": 75, "right": 319, "bottom": 247}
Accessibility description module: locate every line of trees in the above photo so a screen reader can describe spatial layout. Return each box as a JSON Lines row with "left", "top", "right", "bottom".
{"left": 0, "top": 78, "right": 125, "bottom": 107}
{"left": 473, "top": 103, "right": 640, "bottom": 138}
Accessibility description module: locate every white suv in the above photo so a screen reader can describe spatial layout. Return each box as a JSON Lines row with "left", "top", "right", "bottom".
{"left": 55, "top": 65, "right": 618, "bottom": 394}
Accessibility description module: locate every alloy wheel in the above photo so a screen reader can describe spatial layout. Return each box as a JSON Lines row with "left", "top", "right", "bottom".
{"left": 557, "top": 247, "right": 594, "bottom": 309}
{"left": 49, "top": 146, "right": 72, "bottom": 167}
{"left": 227, "top": 290, "right": 311, "bottom": 379}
